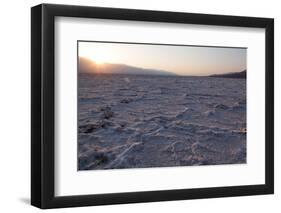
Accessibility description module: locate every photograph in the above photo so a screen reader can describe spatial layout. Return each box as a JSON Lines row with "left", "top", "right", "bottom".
{"left": 77, "top": 41, "right": 247, "bottom": 171}
{"left": 30, "top": 3, "right": 274, "bottom": 209}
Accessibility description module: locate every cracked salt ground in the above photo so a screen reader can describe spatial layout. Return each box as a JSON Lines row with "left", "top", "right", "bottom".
{"left": 78, "top": 74, "right": 246, "bottom": 170}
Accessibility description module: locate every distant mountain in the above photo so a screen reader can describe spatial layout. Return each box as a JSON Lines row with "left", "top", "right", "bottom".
{"left": 209, "top": 70, "right": 246, "bottom": 79}
{"left": 79, "top": 57, "right": 176, "bottom": 76}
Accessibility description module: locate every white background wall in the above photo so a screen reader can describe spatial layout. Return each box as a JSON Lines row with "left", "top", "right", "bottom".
{"left": 0, "top": 0, "right": 279, "bottom": 212}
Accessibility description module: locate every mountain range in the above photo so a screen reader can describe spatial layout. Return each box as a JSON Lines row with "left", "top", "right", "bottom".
{"left": 79, "top": 57, "right": 246, "bottom": 78}
{"left": 209, "top": 70, "right": 246, "bottom": 78}
{"left": 79, "top": 57, "right": 176, "bottom": 76}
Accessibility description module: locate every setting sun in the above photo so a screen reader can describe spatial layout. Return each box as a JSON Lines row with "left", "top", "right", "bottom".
{"left": 94, "top": 57, "right": 105, "bottom": 65}
{"left": 79, "top": 43, "right": 110, "bottom": 65}
{"left": 81, "top": 55, "right": 106, "bottom": 65}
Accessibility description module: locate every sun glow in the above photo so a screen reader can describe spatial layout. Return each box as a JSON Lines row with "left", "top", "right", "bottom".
{"left": 93, "top": 57, "right": 105, "bottom": 65}
{"left": 79, "top": 44, "right": 110, "bottom": 65}
{"left": 82, "top": 55, "right": 106, "bottom": 65}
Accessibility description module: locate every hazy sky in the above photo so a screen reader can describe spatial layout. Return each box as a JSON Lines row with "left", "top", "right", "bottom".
{"left": 78, "top": 41, "right": 246, "bottom": 76}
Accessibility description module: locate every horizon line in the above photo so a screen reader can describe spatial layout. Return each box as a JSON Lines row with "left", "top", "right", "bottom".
{"left": 79, "top": 56, "right": 246, "bottom": 77}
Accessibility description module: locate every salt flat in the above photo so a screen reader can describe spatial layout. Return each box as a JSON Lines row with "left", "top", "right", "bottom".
{"left": 78, "top": 73, "right": 246, "bottom": 170}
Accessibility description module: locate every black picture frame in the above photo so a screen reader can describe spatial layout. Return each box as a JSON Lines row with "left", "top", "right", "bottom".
{"left": 31, "top": 3, "right": 274, "bottom": 209}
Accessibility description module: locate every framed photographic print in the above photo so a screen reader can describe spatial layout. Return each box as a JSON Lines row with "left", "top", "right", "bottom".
{"left": 31, "top": 4, "right": 274, "bottom": 209}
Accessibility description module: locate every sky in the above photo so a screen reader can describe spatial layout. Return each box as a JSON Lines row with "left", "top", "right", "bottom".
{"left": 78, "top": 41, "right": 246, "bottom": 76}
